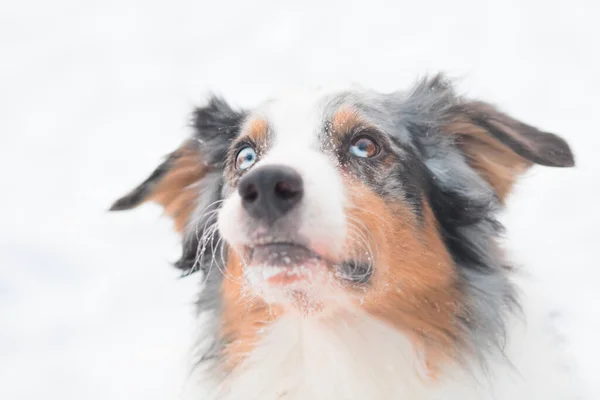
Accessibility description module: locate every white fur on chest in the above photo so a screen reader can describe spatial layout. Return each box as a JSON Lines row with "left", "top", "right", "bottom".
{"left": 215, "top": 312, "right": 438, "bottom": 400}
{"left": 192, "top": 281, "right": 578, "bottom": 400}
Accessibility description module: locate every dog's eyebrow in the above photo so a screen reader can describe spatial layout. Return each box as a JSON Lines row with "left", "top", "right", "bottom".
{"left": 241, "top": 118, "right": 270, "bottom": 144}
{"left": 327, "top": 107, "right": 363, "bottom": 139}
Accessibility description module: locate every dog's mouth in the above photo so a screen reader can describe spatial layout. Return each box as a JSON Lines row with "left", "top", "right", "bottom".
{"left": 243, "top": 240, "right": 374, "bottom": 288}
{"left": 246, "top": 242, "right": 330, "bottom": 286}
{"left": 241, "top": 239, "right": 374, "bottom": 312}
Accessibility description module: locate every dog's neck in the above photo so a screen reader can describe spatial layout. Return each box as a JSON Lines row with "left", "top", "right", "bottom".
{"left": 204, "top": 311, "right": 479, "bottom": 400}
{"left": 184, "top": 290, "right": 576, "bottom": 400}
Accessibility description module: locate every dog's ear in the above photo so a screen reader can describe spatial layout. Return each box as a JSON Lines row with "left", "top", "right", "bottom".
{"left": 109, "top": 140, "right": 206, "bottom": 232}
{"left": 109, "top": 96, "right": 245, "bottom": 233}
{"left": 444, "top": 100, "right": 574, "bottom": 201}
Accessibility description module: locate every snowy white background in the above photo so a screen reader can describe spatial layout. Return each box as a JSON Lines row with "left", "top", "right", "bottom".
{"left": 1, "top": 0, "right": 599, "bottom": 399}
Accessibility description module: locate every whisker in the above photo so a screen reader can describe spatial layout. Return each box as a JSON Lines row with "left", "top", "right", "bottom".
{"left": 345, "top": 204, "right": 390, "bottom": 226}
{"left": 346, "top": 215, "right": 380, "bottom": 260}
{"left": 343, "top": 220, "right": 377, "bottom": 283}
{"left": 194, "top": 223, "right": 220, "bottom": 282}
{"left": 212, "top": 236, "right": 245, "bottom": 285}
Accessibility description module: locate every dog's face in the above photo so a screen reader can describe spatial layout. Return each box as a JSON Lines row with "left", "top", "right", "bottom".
{"left": 216, "top": 86, "right": 460, "bottom": 315}
{"left": 111, "top": 76, "right": 574, "bottom": 365}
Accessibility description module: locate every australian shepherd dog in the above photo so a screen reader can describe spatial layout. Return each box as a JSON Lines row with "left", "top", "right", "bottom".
{"left": 111, "top": 75, "right": 578, "bottom": 399}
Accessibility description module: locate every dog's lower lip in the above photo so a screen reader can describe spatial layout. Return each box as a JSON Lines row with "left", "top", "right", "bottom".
{"left": 250, "top": 242, "right": 317, "bottom": 254}
{"left": 248, "top": 242, "right": 321, "bottom": 266}
{"left": 244, "top": 242, "right": 328, "bottom": 286}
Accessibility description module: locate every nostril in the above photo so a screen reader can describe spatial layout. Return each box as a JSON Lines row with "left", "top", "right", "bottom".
{"left": 240, "top": 182, "right": 259, "bottom": 203}
{"left": 274, "top": 181, "right": 302, "bottom": 200}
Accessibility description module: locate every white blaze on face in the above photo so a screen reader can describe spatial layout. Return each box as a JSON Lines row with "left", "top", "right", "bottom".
{"left": 259, "top": 95, "right": 347, "bottom": 258}
{"left": 217, "top": 89, "right": 349, "bottom": 305}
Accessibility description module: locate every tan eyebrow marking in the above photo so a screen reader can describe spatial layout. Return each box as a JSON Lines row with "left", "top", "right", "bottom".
{"left": 244, "top": 118, "right": 269, "bottom": 144}
{"left": 332, "top": 107, "right": 362, "bottom": 132}
{"left": 328, "top": 107, "right": 365, "bottom": 145}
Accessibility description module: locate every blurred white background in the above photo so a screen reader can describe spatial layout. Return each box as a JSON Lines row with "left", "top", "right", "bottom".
{"left": 1, "top": 0, "right": 599, "bottom": 399}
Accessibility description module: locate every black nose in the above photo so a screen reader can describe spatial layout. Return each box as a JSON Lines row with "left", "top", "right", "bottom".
{"left": 238, "top": 165, "right": 303, "bottom": 224}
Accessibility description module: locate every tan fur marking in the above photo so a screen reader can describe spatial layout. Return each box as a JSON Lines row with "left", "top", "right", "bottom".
{"left": 344, "top": 179, "right": 460, "bottom": 370}
{"left": 446, "top": 116, "right": 532, "bottom": 202}
{"left": 148, "top": 141, "right": 206, "bottom": 232}
{"left": 330, "top": 107, "right": 363, "bottom": 142}
{"left": 245, "top": 118, "right": 269, "bottom": 144}
{"left": 220, "top": 249, "right": 283, "bottom": 371}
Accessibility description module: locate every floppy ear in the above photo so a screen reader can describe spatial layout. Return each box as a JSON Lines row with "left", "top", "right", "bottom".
{"left": 109, "top": 96, "right": 245, "bottom": 233}
{"left": 109, "top": 140, "right": 206, "bottom": 232}
{"left": 444, "top": 100, "right": 574, "bottom": 201}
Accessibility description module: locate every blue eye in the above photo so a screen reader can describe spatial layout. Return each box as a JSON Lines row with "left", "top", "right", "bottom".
{"left": 350, "top": 136, "right": 378, "bottom": 158}
{"left": 236, "top": 146, "right": 257, "bottom": 170}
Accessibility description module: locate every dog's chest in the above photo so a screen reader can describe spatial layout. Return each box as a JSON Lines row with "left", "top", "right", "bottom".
{"left": 210, "top": 313, "right": 482, "bottom": 400}
{"left": 197, "top": 305, "right": 577, "bottom": 400}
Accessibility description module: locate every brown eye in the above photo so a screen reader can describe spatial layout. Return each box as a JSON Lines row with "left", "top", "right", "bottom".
{"left": 350, "top": 136, "right": 379, "bottom": 158}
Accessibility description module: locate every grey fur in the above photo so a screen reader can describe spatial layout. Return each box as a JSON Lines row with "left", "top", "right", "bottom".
{"left": 310, "top": 78, "right": 518, "bottom": 365}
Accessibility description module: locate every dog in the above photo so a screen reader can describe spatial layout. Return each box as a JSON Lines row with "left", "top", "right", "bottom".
{"left": 111, "top": 75, "right": 578, "bottom": 399}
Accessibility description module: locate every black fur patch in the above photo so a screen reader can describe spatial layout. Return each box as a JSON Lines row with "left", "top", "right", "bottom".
{"left": 425, "top": 171, "right": 499, "bottom": 272}
{"left": 191, "top": 96, "right": 246, "bottom": 168}
{"left": 174, "top": 97, "right": 245, "bottom": 274}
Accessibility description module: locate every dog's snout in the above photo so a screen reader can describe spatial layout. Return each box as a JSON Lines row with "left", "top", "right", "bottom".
{"left": 238, "top": 165, "right": 303, "bottom": 224}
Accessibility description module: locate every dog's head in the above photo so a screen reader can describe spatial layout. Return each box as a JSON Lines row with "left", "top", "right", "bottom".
{"left": 111, "top": 75, "right": 573, "bottom": 365}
